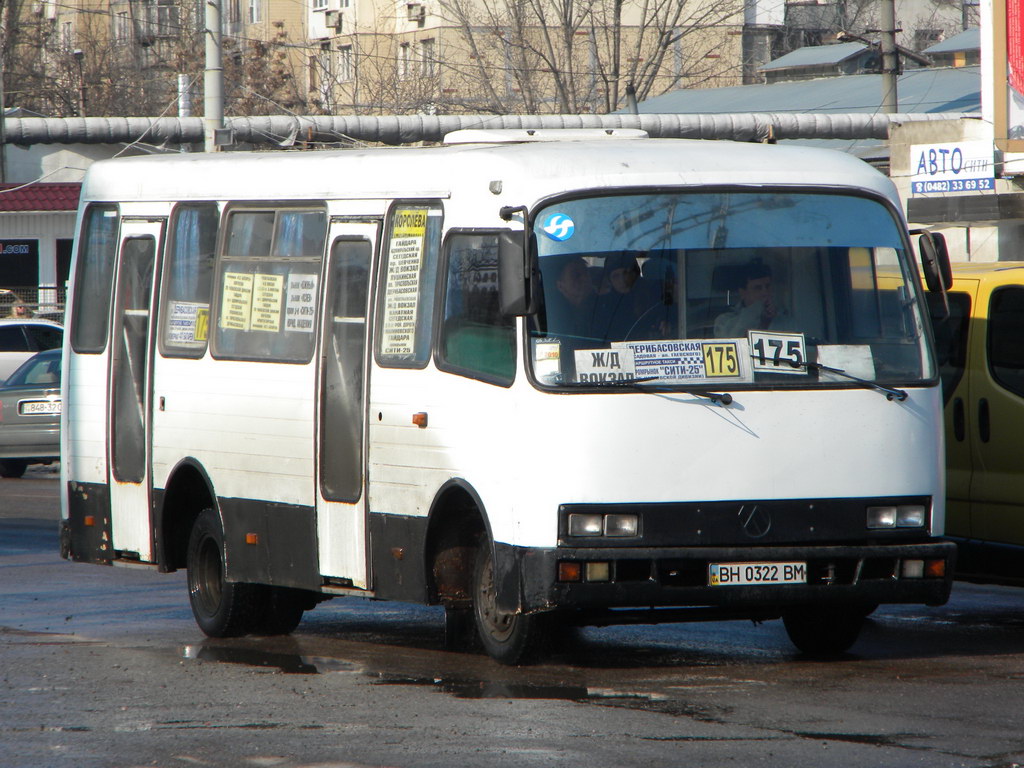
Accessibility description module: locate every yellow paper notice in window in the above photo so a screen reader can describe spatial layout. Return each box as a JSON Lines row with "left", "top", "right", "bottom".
{"left": 220, "top": 272, "right": 254, "bottom": 331}
{"left": 251, "top": 273, "right": 284, "bottom": 332}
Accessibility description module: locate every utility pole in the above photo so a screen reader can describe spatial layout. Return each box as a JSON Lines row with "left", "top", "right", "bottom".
{"left": 204, "top": 0, "right": 224, "bottom": 152}
{"left": 879, "top": 0, "right": 899, "bottom": 114}
{"left": 0, "top": 0, "right": 8, "bottom": 182}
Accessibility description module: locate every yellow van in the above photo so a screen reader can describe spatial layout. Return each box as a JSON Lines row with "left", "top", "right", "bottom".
{"left": 937, "top": 262, "right": 1024, "bottom": 582}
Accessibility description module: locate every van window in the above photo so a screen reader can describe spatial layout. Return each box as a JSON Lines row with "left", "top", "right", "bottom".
{"left": 161, "top": 203, "right": 218, "bottom": 357}
{"left": 376, "top": 203, "right": 442, "bottom": 367}
{"left": 438, "top": 232, "right": 515, "bottom": 384}
{"left": 70, "top": 205, "right": 119, "bottom": 353}
{"left": 931, "top": 291, "right": 970, "bottom": 405}
{"left": 212, "top": 207, "right": 327, "bottom": 363}
{"left": 989, "top": 287, "right": 1024, "bottom": 398}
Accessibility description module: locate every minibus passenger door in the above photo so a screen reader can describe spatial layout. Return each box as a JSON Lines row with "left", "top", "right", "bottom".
{"left": 108, "top": 219, "right": 164, "bottom": 562}
{"left": 966, "top": 282, "right": 1024, "bottom": 546}
{"left": 315, "top": 223, "right": 378, "bottom": 588}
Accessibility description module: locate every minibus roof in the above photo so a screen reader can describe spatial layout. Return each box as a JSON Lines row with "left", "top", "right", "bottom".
{"left": 80, "top": 137, "right": 899, "bottom": 209}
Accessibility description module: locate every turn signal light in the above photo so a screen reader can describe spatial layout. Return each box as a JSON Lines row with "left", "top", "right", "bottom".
{"left": 925, "top": 559, "right": 946, "bottom": 578}
{"left": 557, "top": 562, "right": 582, "bottom": 582}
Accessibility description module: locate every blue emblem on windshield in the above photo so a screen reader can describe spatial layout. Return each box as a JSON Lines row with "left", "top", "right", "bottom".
{"left": 541, "top": 213, "right": 575, "bottom": 242}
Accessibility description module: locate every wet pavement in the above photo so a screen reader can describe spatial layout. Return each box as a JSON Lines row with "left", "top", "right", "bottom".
{"left": 4, "top": 472, "right": 1024, "bottom": 767}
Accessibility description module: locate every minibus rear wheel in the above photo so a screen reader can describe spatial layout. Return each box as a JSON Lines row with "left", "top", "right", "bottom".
{"left": 186, "top": 508, "right": 259, "bottom": 637}
{"left": 472, "top": 542, "right": 542, "bottom": 665}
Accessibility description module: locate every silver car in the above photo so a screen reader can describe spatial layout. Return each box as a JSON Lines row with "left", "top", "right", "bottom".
{"left": 0, "top": 348, "right": 61, "bottom": 478}
{"left": 0, "top": 317, "right": 63, "bottom": 383}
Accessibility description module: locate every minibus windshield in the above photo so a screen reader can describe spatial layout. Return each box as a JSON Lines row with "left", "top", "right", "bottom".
{"left": 528, "top": 190, "right": 934, "bottom": 390}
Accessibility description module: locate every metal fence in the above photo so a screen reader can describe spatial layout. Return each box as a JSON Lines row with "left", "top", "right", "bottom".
{"left": 0, "top": 287, "right": 66, "bottom": 323}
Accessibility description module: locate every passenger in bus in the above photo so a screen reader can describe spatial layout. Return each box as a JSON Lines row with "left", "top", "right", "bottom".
{"left": 543, "top": 255, "right": 597, "bottom": 339}
{"left": 713, "top": 259, "right": 791, "bottom": 337}
{"left": 595, "top": 254, "right": 674, "bottom": 340}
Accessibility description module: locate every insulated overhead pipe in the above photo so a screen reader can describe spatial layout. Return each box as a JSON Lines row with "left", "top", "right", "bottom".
{"left": 0, "top": 112, "right": 977, "bottom": 147}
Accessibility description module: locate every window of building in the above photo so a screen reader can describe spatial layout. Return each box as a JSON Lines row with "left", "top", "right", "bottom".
{"left": 248, "top": 0, "right": 262, "bottom": 23}
{"left": 212, "top": 207, "right": 327, "bottom": 363}
{"left": 114, "top": 12, "right": 130, "bottom": 43}
{"left": 312, "top": 0, "right": 327, "bottom": 9}
{"left": 398, "top": 43, "right": 411, "bottom": 79}
{"left": 420, "top": 38, "right": 436, "bottom": 77}
{"left": 339, "top": 45, "right": 353, "bottom": 81}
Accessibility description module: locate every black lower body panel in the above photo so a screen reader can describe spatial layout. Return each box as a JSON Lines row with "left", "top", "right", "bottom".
{"left": 62, "top": 481, "right": 113, "bottom": 564}
{"left": 499, "top": 540, "right": 957, "bottom": 621}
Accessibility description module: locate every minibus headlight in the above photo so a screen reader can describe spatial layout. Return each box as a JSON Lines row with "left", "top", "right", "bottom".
{"left": 604, "top": 514, "right": 639, "bottom": 537}
{"left": 568, "top": 513, "right": 604, "bottom": 536}
{"left": 866, "top": 506, "right": 897, "bottom": 528}
{"left": 896, "top": 505, "right": 926, "bottom": 527}
{"left": 867, "top": 505, "right": 927, "bottom": 529}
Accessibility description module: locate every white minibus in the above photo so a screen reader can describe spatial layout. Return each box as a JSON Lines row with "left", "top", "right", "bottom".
{"left": 60, "top": 130, "right": 955, "bottom": 663}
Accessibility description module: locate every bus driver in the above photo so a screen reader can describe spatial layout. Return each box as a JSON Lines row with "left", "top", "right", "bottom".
{"left": 713, "top": 260, "right": 792, "bottom": 337}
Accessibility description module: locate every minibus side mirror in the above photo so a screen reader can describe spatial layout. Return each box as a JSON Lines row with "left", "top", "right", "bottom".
{"left": 918, "top": 231, "right": 952, "bottom": 293}
{"left": 498, "top": 230, "right": 537, "bottom": 317}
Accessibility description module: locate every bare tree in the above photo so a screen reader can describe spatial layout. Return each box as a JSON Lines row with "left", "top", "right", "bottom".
{"left": 432, "top": 0, "right": 745, "bottom": 114}
{"left": 0, "top": 0, "right": 311, "bottom": 119}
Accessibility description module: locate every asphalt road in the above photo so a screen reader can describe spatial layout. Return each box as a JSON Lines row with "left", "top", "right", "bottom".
{"left": 3, "top": 469, "right": 1024, "bottom": 768}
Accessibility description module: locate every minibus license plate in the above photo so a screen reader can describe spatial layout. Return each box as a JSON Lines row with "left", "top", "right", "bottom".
{"left": 19, "top": 400, "right": 61, "bottom": 415}
{"left": 708, "top": 561, "right": 807, "bottom": 586}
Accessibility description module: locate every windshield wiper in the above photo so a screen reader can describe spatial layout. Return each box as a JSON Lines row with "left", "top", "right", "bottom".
{"left": 776, "top": 358, "right": 908, "bottom": 402}
{"left": 566, "top": 377, "right": 733, "bottom": 404}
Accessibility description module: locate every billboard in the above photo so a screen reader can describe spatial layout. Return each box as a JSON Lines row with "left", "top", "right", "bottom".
{"left": 994, "top": 0, "right": 1024, "bottom": 152}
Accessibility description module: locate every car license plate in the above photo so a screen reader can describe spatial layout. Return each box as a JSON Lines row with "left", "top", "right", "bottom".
{"left": 19, "top": 399, "right": 61, "bottom": 415}
{"left": 708, "top": 561, "right": 807, "bottom": 586}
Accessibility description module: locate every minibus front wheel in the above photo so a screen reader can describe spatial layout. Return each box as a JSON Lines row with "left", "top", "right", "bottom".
{"left": 472, "top": 541, "right": 543, "bottom": 665}
{"left": 782, "top": 606, "right": 865, "bottom": 656}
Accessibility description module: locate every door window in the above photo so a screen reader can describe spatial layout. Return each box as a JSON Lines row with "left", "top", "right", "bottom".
{"left": 111, "top": 237, "right": 155, "bottom": 483}
{"left": 320, "top": 238, "right": 371, "bottom": 502}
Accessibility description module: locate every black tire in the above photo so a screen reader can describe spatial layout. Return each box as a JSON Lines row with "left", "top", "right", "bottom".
{"left": 783, "top": 608, "right": 864, "bottom": 656}
{"left": 250, "top": 586, "right": 307, "bottom": 636}
{"left": 0, "top": 459, "right": 28, "bottom": 479}
{"left": 186, "top": 508, "right": 259, "bottom": 637}
{"left": 472, "top": 543, "right": 543, "bottom": 665}
{"left": 443, "top": 606, "right": 475, "bottom": 651}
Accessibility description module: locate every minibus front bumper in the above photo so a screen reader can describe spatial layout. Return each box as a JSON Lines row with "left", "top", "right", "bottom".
{"left": 495, "top": 540, "right": 957, "bottom": 618}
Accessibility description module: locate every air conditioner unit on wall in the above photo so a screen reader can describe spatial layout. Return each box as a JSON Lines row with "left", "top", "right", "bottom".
{"left": 324, "top": 10, "right": 342, "bottom": 30}
{"left": 406, "top": 3, "right": 425, "bottom": 22}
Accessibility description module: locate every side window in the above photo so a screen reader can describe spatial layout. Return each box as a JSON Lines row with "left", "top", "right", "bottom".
{"left": 930, "top": 291, "right": 970, "bottom": 405}
{"left": 0, "top": 325, "right": 28, "bottom": 352}
{"left": 438, "top": 232, "right": 515, "bottom": 384}
{"left": 212, "top": 207, "right": 327, "bottom": 363}
{"left": 160, "top": 203, "right": 218, "bottom": 357}
{"left": 375, "top": 203, "right": 442, "bottom": 367}
{"left": 989, "top": 286, "right": 1024, "bottom": 398}
{"left": 70, "top": 204, "right": 119, "bottom": 353}
{"left": 25, "top": 325, "right": 62, "bottom": 351}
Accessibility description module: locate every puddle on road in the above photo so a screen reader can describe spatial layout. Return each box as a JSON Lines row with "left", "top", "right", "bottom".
{"left": 181, "top": 643, "right": 668, "bottom": 706}
{"left": 182, "top": 644, "right": 357, "bottom": 674}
